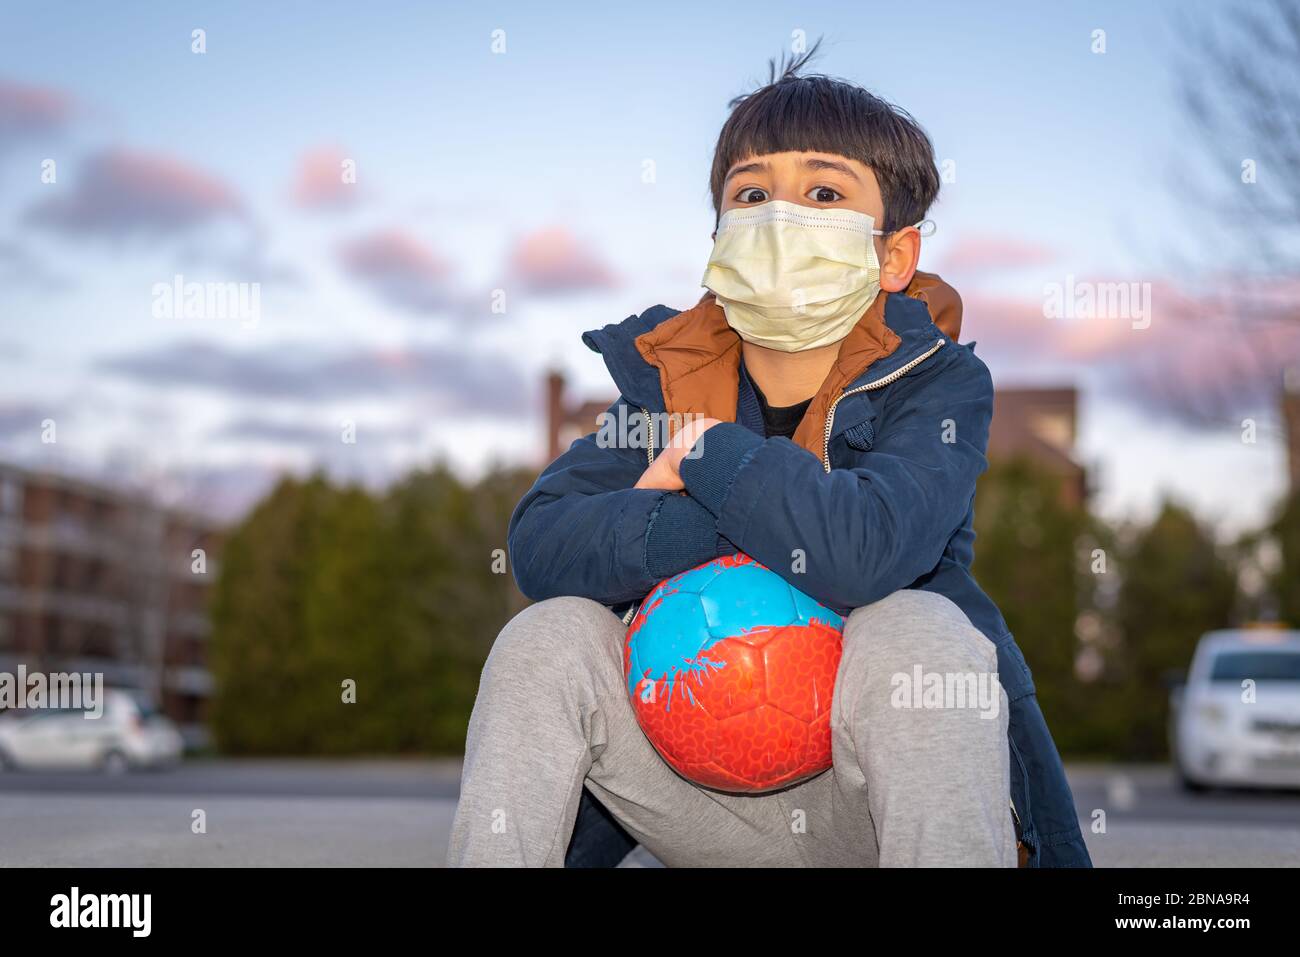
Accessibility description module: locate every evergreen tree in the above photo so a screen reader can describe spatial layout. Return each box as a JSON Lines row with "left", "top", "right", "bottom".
{"left": 209, "top": 465, "right": 532, "bottom": 754}
{"left": 1113, "top": 502, "right": 1237, "bottom": 759}
{"left": 972, "top": 458, "right": 1094, "bottom": 752}
{"left": 1269, "top": 491, "right": 1300, "bottom": 625}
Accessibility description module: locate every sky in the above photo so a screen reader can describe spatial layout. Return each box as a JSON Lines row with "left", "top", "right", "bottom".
{"left": 0, "top": 0, "right": 1294, "bottom": 535}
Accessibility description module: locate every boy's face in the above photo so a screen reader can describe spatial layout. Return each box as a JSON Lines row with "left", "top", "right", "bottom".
{"left": 718, "top": 150, "right": 920, "bottom": 293}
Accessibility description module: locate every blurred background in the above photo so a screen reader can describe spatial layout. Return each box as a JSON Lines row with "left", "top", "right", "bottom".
{"left": 1, "top": 0, "right": 1298, "bottom": 866}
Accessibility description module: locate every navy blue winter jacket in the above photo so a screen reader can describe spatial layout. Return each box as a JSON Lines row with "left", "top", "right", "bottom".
{"left": 508, "top": 289, "right": 1092, "bottom": 868}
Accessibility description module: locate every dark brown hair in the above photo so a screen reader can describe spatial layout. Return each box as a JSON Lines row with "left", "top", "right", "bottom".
{"left": 709, "top": 41, "right": 941, "bottom": 231}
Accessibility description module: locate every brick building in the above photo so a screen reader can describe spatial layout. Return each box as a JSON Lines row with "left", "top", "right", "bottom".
{"left": 988, "top": 387, "right": 1087, "bottom": 508}
{"left": 1282, "top": 374, "right": 1300, "bottom": 492}
{"left": 0, "top": 463, "right": 222, "bottom": 747}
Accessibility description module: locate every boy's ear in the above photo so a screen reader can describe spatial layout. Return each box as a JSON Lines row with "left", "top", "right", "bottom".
{"left": 879, "top": 227, "right": 922, "bottom": 293}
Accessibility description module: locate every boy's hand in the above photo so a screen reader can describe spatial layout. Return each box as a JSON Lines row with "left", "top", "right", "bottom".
{"left": 634, "top": 416, "right": 723, "bottom": 490}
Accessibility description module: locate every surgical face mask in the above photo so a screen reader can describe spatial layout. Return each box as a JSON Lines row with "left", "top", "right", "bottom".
{"left": 702, "top": 199, "right": 887, "bottom": 353}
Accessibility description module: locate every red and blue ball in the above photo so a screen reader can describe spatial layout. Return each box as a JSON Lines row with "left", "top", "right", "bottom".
{"left": 624, "top": 553, "right": 844, "bottom": 793}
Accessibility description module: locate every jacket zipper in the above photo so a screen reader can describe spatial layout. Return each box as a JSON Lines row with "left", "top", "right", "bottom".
{"left": 628, "top": 342, "right": 942, "bottom": 623}
{"left": 643, "top": 407, "right": 656, "bottom": 467}
{"left": 1009, "top": 798, "right": 1029, "bottom": 866}
{"left": 622, "top": 408, "right": 658, "bottom": 626}
{"left": 821, "top": 338, "right": 946, "bottom": 472}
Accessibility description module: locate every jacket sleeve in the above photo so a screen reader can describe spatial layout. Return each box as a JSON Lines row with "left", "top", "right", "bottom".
{"left": 508, "top": 397, "right": 730, "bottom": 604}
{"left": 678, "top": 350, "right": 992, "bottom": 612}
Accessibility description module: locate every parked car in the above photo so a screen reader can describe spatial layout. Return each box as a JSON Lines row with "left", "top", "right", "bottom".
{"left": 1171, "top": 626, "right": 1300, "bottom": 791}
{"left": 0, "top": 689, "right": 183, "bottom": 772}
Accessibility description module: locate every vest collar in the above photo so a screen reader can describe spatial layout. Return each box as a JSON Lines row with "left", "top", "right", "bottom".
{"left": 632, "top": 292, "right": 900, "bottom": 457}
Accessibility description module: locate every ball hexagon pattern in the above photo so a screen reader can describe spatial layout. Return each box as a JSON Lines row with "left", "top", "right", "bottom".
{"left": 624, "top": 552, "right": 844, "bottom": 792}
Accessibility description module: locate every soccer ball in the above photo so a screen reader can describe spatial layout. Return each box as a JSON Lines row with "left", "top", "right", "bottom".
{"left": 624, "top": 553, "right": 843, "bottom": 793}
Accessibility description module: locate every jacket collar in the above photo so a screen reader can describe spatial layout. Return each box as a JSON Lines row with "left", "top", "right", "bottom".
{"left": 582, "top": 273, "right": 960, "bottom": 458}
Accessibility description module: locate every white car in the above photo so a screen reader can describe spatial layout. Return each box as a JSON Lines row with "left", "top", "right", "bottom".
{"left": 1171, "top": 627, "right": 1300, "bottom": 791}
{"left": 0, "top": 689, "right": 183, "bottom": 773}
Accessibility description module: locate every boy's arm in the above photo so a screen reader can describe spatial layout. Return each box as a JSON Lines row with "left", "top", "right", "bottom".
{"left": 508, "top": 397, "right": 730, "bottom": 605}
{"left": 678, "top": 350, "right": 991, "bottom": 613}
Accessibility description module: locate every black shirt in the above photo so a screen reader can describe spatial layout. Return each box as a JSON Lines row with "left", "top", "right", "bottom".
{"left": 750, "top": 374, "right": 814, "bottom": 440}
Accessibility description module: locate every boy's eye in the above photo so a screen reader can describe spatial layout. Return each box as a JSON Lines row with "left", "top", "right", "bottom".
{"left": 808, "top": 186, "right": 843, "bottom": 203}
{"left": 736, "top": 187, "right": 768, "bottom": 204}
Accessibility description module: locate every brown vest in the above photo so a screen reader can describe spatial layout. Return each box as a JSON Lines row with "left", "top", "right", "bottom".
{"left": 632, "top": 271, "right": 962, "bottom": 456}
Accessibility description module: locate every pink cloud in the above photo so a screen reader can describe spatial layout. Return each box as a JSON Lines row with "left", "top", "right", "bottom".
{"left": 507, "top": 227, "right": 617, "bottom": 294}
{"left": 292, "top": 146, "right": 361, "bottom": 210}
{"left": 961, "top": 276, "right": 1300, "bottom": 426}
{"left": 937, "top": 236, "right": 1056, "bottom": 273}
{"left": 338, "top": 229, "right": 456, "bottom": 313}
{"left": 0, "top": 78, "right": 74, "bottom": 143}
{"left": 25, "top": 148, "right": 244, "bottom": 237}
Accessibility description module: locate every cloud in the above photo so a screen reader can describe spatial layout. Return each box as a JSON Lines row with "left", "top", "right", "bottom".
{"left": 337, "top": 229, "right": 457, "bottom": 314}
{"left": 292, "top": 146, "right": 362, "bottom": 211}
{"left": 962, "top": 278, "right": 1300, "bottom": 427}
{"left": 506, "top": 226, "right": 617, "bottom": 294}
{"left": 0, "top": 402, "right": 50, "bottom": 439}
{"left": 936, "top": 236, "right": 1056, "bottom": 274}
{"left": 0, "top": 238, "right": 73, "bottom": 292}
{"left": 24, "top": 148, "right": 245, "bottom": 238}
{"left": 0, "top": 78, "right": 74, "bottom": 147}
{"left": 213, "top": 417, "right": 421, "bottom": 455}
{"left": 95, "top": 339, "right": 528, "bottom": 416}
{"left": 175, "top": 239, "right": 302, "bottom": 287}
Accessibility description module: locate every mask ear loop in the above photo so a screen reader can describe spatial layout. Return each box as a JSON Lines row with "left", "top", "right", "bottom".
{"left": 875, "top": 219, "right": 937, "bottom": 238}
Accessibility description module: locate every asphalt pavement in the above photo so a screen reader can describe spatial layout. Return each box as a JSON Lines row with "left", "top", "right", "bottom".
{"left": 0, "top": 759, "right": 1296, "bottom": 867}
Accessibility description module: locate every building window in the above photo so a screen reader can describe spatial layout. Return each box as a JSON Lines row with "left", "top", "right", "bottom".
{"left": 0, "top": 479, "right": 18, "bottom": 515}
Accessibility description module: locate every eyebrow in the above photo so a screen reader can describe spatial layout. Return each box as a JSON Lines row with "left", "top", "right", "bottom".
{"left": 724, "top": 160, "right": 770, "bottom": 182}
{"left": 803, "top": 157, "right": 861, "bottom": 182}
{"left": 724, "top": 157, "right": 862, "bottom": 183}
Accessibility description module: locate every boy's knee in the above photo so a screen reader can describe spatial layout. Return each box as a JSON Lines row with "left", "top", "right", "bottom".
{"left": 836, "top": 590, "right": 1008, "bottom": 741}
{"left": 841, "top": 589, "right": 997, "bottom": 676}
{"left": 484, "top": 596, "right": 623, "bottom": 682}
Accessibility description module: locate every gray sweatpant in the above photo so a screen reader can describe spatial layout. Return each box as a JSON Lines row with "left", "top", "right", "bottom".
{"left": 448, "top": 589, "right": 1015, "bottom": 867}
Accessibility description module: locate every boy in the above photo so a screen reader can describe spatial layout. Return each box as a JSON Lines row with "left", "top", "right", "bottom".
{"left": 448, "top": 50, "right": 1091, "bottom": 868}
